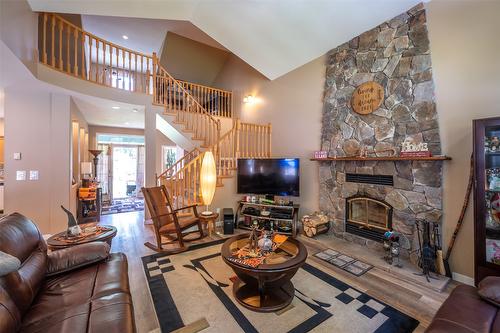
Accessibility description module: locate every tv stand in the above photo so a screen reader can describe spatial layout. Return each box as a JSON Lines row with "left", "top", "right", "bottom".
{"left": 235, "top": 201, "right": 299, "bottom": 237}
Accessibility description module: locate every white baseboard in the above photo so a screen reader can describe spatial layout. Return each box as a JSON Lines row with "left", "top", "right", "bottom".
{"left": 452, "top": 272, "right": 474, "bottom": 286}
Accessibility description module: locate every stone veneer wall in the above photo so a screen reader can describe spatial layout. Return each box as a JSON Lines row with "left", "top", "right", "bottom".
{"left": 319, "top": 3, "right": 443, "bottom": 254}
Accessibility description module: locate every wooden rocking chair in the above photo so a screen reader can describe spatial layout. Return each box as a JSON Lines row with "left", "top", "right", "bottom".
{"left": 142, "top": 185, "right": 205, "bottom": 253}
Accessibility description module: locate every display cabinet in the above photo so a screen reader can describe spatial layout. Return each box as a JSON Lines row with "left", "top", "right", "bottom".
{"left": 474, "top": 117, "right": 500, "bottom": 284}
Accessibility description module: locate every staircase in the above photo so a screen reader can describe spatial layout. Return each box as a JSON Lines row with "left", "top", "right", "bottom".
{"left": 157, "top": 120, "right": 272, "bottom": 208}
{"left": 38, "top": 13, "right": 272, "bottom": 209}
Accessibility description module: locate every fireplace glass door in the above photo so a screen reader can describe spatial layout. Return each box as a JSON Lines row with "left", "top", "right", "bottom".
{"left": 347, "top": 197, "right": 391, "bottom": 231}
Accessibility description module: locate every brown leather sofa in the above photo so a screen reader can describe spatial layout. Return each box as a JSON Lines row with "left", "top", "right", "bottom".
{"left": 0, "top": 213, "right": 136, "bottom": 333}
{"left": 426, "top": 284, "right": 500, "bottom": 333}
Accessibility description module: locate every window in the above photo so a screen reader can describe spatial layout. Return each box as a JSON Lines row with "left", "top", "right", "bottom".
{"left": 162, "top": 146, "right": 178, "bottom": 173}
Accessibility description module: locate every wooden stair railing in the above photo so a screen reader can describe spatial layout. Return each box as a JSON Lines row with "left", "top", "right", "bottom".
{"left": 153, "top": 60, "right": 221, "bottom": 148}
{"left": 177, "top": 79, "right": 233, "bottom": 118}
{"left": 157, "top": 121, "right": 272, "bottom": 209}
{"left": 37, "top": 13, "right": 233, "bottom": 117}
{"left": 157, "top": 148, "right": 201, "bottom": 182}
{"left": 39, "top": 13, "right": 154, "bottom": 94}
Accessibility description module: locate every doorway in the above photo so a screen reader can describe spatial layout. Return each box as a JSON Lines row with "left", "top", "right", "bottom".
{"left": 112, "top": 145, "right": 139, "bottom": 199}
{"left": 96, "top": 134, "right": 145, "bottom": 215}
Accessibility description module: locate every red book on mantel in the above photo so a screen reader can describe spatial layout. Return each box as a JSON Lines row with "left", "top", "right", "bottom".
{"left": 399, "top": 151, "right": 432, "bottom": 157}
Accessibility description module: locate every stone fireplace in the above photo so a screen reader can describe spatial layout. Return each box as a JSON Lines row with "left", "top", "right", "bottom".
{"left": 319, "top": 4, "right": 443, "bottom": 256}
{"left": 346, "top": 195, "right": 393, "bottom": 242}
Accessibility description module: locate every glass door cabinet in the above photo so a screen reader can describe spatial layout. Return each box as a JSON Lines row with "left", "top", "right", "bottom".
{"left": 474, "top": 117, "right": 500, "bottom": 284}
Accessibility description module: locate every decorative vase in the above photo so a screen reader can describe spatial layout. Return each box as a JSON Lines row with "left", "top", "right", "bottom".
{"left": 258, "top": 234, "right": 273, "bottom": 251}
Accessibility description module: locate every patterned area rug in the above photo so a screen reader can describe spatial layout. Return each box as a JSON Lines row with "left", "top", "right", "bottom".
{"left": 101, "top": 197, "right": 144, "bottom": 215}
{"left": 141, "top": 240, "right": 419, "bottom": 333}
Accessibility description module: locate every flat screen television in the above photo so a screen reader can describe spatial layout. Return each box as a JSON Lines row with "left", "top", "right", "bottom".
{"left": 237, "top": 158, "right": 300, "bottom": 197}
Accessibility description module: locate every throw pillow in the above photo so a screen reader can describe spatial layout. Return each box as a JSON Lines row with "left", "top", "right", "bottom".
{"left": 0, "top": 251, "right": 21, "bottom": 276}
{"left": 478, "top": 276, "right": 500, "bottom": 307}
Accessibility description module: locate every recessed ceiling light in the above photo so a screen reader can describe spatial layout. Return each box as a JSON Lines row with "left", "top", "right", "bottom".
{"left": 122, "top": 35, "right": 129, "bottom": 40}
{"left": 112, "top": 106, "right": 120, "bottom": 110}
{"left": 125, "top": 122, "right": 130, "bottom": 125}
{"left": 132, "top": 108, "right": 138, "bottom": 113}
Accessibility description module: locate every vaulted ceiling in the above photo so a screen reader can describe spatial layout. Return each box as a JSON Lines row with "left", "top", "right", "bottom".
{"left": 27, "top": 0, "right": 424, "bottom": 80}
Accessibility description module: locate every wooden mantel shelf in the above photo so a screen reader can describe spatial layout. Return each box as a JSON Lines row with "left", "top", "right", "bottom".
{"left": 310, "top": 155, "right": 451, "bottom": 162}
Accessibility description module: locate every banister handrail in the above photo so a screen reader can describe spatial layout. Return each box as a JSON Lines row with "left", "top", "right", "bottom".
{"left": 45, "top": 13, "right": 154, "bottom": 60}
{"left": 156, "top": 148, "right": 201, "bottom": 180}
{"left": 176, "top": 78, "right": 232, "bottom": 94}
{"left": 154, "top": 62, "right": 221, "bottom": 126}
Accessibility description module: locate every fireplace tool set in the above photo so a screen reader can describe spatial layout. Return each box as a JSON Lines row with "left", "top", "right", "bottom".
{"left": 414, "top": 220, "right": 443, "bottom": 282}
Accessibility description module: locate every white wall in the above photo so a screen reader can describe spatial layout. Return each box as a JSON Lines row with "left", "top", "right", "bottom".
{"left": 427, "top": 0, "right": 500, "bottom": 280}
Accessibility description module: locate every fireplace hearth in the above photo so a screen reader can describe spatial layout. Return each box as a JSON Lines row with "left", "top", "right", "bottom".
{"left": 345, "top": 196, "right": 393, "bottom": 242}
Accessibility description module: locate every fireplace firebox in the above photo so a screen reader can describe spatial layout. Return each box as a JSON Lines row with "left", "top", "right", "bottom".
{"left": 345, "top": 196, "right": 393, "bottom": 242}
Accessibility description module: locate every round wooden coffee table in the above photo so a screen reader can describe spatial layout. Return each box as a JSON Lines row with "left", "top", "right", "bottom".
{"left": 47, "top": 224, "right": 117, "bottom": 250}
{"left": 221, "top": 233, "right": 307, "bottom": 312}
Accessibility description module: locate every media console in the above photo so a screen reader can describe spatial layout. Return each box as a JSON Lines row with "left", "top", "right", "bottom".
{"left": 235, "top": 201, "right": 300, "bottom": 237}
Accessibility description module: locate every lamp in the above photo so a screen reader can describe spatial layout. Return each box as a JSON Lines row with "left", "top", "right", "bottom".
{"left": 88, "top": 149, "right": 102, "bottom": 179}
{"left": 200, "top": 151, "right": 216, "bottom": 216}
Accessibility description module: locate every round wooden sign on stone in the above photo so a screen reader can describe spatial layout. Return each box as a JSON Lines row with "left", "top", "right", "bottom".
{"left": 351, "top": 81, "right": 384, "bottom": 115}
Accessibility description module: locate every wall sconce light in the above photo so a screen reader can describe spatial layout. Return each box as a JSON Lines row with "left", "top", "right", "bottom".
{"left": 243, "top": 95, "right": 255, "bottom": 104}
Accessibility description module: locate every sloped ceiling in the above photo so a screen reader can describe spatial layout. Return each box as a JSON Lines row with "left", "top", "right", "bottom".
{"left": 27, "top": 0, "right": 425, "bottom": 80}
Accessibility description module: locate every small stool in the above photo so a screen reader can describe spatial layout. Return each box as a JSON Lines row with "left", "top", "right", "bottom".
{"left": 199, "top": 212, "right": 219, "bottom": 236}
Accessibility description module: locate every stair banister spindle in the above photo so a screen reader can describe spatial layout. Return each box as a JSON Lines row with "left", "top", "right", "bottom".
{"left": 58, "top": 19, "right": 63, "bottom": 70}
{"left": 81, "top": 33, "right": 85, "bottom": 79}
{"left": 51, "top": 14, "right": 55, "bottom": 67}
{"left": 65, "top": 23, "right": 70, "bottom": 73}
{"left": 73, "top": 28, "right": 78, "bottom": 75}
{"left": 42, "top": 13, "right": 47, "bottom": 64}
{"left": 94, "top": 38, "right": 98, "bottom": 83}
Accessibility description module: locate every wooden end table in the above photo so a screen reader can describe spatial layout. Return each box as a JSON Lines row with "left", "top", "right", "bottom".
{"left": 47, "top": 224, "right": 117, "bottom": 251}
{"left": 221, "top": 233, "right": 307, "bottom": 312}
{"left": 199, "top": 212, "right": 219, "bottom": 236}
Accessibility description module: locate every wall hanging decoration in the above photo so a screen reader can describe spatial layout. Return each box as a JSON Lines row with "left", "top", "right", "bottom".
{"left": 351, "top": 81, "right": 384, "bottom": 115}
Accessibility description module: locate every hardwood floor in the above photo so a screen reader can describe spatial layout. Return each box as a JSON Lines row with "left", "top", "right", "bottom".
{"left": 101, "top": 211, "right": 452, "bottom": 333}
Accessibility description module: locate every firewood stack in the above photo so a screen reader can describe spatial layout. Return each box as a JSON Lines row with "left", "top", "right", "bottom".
{"left": 302, "top": 212, "right": 330, "bottom": 238}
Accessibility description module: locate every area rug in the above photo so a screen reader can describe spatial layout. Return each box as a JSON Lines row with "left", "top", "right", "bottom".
{"left": 141, "top": 240, "right": 419, "bottom": 333}
{"left": 314, "top": 249, "right": 373, "bottom": 277}
{"left": 101, "top": 197, "right": 144, "bottom": 215}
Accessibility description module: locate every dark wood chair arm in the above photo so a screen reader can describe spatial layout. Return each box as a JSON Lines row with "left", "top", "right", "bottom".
{"left": 173, "top": 204, "right": 199, "bottom": 217}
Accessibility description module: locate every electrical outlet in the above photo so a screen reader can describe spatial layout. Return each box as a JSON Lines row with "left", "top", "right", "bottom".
{"left": 13, "top": 153, "right": 22, "bottom": 160}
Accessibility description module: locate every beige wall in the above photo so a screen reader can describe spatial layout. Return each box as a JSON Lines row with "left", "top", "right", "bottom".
{"left": 427, "top": 0, "right": 500, "bottom": 281}
{"left": 0, "top": 0, "right": 38, "bottom": 73}
{"left": 212, "top": 54, "right": 325, "bottom": 215}
{"left": 160, "top": 32, "right": 230, "bottom": 86}
{"left": 4, "top": 87, "right": 72, "bottom": 234}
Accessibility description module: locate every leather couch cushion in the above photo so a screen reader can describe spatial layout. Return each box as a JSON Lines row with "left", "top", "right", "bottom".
{"left": 46, "top": 241, "right": 110, "bottom": 277}
{"left": 0, "top": 213, "right": 47, "bottom": 317}
{"left": 479, "top": 276, "right": 500, "bottom": 307}
{"left": 426, "top": 285, "right": 499, "bottom": 333}
{"left": 20, "top": 253, "right": 134, "bottom": 333}
{"left": 0, "top": 283, "right": 21, "bottom": 333}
